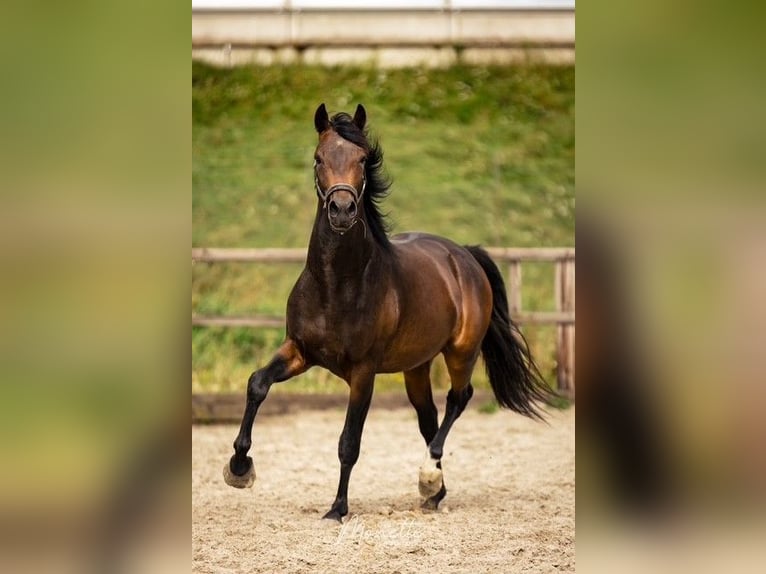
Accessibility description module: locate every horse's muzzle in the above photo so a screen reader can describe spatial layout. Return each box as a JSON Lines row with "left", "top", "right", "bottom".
{"left": 326, "top": 189, "right": 359, "bottom": 233}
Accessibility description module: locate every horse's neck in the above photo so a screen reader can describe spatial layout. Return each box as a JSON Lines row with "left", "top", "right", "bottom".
{"left": 306, "top": 214, "right": 379, "bottom": 293}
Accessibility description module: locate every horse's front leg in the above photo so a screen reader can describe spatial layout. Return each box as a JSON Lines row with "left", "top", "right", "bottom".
{"left": 224, "top": 338, "right": 309, "bottom": 487}
{"left": 323, "top": 366, "right": 375, "bottom": 522}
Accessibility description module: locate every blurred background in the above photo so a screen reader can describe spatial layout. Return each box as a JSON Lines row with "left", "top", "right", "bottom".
{"left": 0, "top": 4, "right": 188, "bottom": 573}
{"left": 577, "top": 2, "right": 766, "bottom": 573}
{"left": 191, "top": 0, "right": 576, "bottom": 411}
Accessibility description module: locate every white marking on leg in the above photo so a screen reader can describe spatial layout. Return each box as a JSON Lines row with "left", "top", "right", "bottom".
{"left": 418, "top": 449, "right": 443, "bottom": 498}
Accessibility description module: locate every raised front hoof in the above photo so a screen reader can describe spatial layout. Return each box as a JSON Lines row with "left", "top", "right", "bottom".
{"left": 322, "top": 507, "right": 346, "bottom": 523}
{"left": 418, "top": 458, "right": 444, "bottom": 499}
{"left": 223, "top": 457, "right": 255, "bottom": 489}
{"left": 421, "top": 485, "right": 447, "bottom": 511}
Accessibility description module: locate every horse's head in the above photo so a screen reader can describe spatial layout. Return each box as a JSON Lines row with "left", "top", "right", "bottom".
{"left": 313, "top": 103, "right": 368, "bottom": 234}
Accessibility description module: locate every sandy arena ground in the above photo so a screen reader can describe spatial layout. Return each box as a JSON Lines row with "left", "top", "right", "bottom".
{"left": 192, "top": 402, "right": 575, "bottom": 573}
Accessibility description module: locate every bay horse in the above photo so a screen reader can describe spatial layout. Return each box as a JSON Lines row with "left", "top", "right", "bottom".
{"left": 224, "top": 104, "right": 555, "bottom": 521}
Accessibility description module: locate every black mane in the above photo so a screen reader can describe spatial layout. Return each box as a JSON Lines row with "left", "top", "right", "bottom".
{"left": 329, "top": 112, "right": 393, "bottom": 251}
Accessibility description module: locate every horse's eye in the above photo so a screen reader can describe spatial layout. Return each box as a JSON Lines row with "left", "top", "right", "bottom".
{"left": 314, "top": 157, "right": 322, "bottom": 166}
{"left": 360, "top": 157, "right": 367, "bottom": 165}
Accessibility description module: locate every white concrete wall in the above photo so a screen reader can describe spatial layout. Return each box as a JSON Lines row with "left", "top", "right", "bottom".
{"left": 193, "top": 1, "right": 574, "bottom": 9}
{"left": 191, "top": 6, "right": 575, "bottom": 66}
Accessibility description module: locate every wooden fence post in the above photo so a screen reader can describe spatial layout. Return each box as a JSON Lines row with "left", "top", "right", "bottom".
{"left": 555, "top": 260, "right": 564, "bottom": 393}
{"left": 508, "top": 260, "right": 522, "bottom": 316}
{"left": 565, "top": 258, "right": 576, "bottom": 397}
{"left": 555, "top": 258, "right": 575, "bottom": 397}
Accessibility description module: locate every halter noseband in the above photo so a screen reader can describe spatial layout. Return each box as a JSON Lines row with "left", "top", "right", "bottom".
{"left": 314, "top": 169, "right": 367, "bottom": 211}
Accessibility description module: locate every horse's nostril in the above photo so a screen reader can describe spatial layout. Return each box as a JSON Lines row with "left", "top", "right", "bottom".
{"left": 328, "top": 200, "right": 340, "bottom": 216}
{"left": 348, "top": 202, "right": 357, "bottom": 216}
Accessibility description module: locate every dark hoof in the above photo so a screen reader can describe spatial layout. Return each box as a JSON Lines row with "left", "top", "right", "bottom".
{"left": 421, "top": 485, "right": 447, "bottom": 511}
{"left": 223, "top": 456, "right": 255, "bottom": 488}
{"left": 322, "top": 508, "right": 345, "bottom": 523}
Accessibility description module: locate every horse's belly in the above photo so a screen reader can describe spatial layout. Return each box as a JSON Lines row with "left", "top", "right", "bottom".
{"left": 378, "top": 320, "right": 452, "bottom": 373}
{"left": 378, "top": 347, "right": 444, "bottom": 373}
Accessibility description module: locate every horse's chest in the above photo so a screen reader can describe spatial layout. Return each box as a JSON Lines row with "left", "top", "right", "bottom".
{"left": 292, "top": 308, "right": 372, "bottom": 371}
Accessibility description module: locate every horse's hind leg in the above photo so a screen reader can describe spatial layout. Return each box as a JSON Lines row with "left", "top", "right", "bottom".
{"left": 405, "top": 362, "right": 438, "bottom": 445}
{"left": 405, "top": 363, "right": 447, "bottom": 508}
{"left": 224, "top": 339, "right": 308, "bottom": 488}
{"left": 418, "top": 350, "right": 476, "bottom": 509}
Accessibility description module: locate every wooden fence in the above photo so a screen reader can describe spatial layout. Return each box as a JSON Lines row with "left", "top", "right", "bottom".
{"left": 192, "top": 246, "right": 575, "bottom": 396}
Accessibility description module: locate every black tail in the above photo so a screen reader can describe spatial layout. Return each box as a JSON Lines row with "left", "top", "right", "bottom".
{"left": 466, "top": 245, "right": 558, "bottom": 420}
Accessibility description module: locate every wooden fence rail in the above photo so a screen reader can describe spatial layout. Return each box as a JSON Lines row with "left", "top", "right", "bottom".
{"left": 192, "top": 247, "right": 575, "bottom": 396}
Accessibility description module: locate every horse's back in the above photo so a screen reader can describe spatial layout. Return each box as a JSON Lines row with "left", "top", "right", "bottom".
{"left": 390, "top": 232, "right": 487, "bottom": 287}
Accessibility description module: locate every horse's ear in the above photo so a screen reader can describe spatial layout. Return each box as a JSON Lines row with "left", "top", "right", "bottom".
{"left": 353, "top": 104, "right": 366, "bottom": 131}
{"left": 314, "top": 103, "right": 329, "bottom": 133}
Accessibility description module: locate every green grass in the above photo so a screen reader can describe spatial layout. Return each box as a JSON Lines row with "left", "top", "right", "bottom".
{"left": 192, "top": 62, "right": 574, "bottom": 395}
